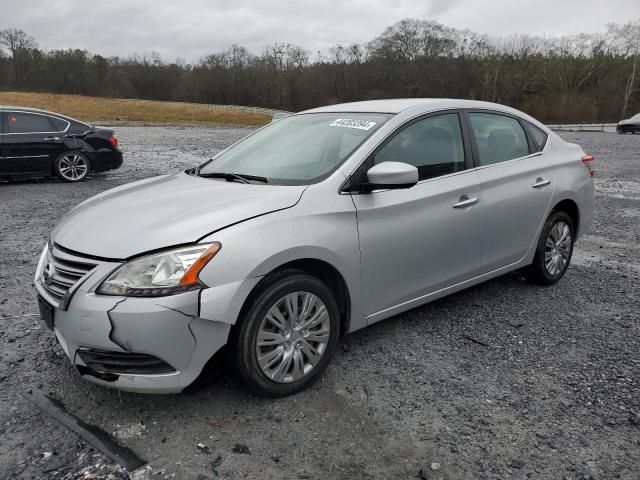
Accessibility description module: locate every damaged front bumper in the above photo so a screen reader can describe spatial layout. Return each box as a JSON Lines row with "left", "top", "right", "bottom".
{"left": 34, "top": 244, "right": 260, "bottom": 394}
{"left": 52, "top": 290, "right": 230, "bottom": 393}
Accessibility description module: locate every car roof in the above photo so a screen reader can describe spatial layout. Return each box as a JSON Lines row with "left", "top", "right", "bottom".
{"left": 1, "top": 105, "right": 66, "bottom": 116}
{"left": 300, "top": 98, "right": 526, "bottom": 115}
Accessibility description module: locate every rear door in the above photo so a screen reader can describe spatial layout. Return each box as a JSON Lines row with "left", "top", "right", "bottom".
{"left": 2, "top": 111, "right": 67, "bottom": 174}
{"left": 465, "top": 111, "right": 554, "bottom": 273}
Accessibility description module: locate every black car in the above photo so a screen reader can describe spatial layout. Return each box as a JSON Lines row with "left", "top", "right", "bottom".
{"left": 0, "top": 106, "right": 123, "bottom": 182}
{"left": 617, "top": 113, "right": 640, "bottom": 134}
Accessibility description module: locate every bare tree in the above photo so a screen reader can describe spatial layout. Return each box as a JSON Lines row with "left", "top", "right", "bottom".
{"left": 0, "top": 28, "right": 37, "bottom": 87}
{"left": 1, "top": 21, "right": 640, "bottom": 122}
{"left": 608, "top": 21, "right": 640, "bottom": 117}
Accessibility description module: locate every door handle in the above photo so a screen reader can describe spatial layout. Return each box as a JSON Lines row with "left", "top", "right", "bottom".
{"left": 453, "top": 196, "right": 479, "bottom": 209}
{"left": 44, "top": 136, "right": 60, "bottom": 141}
{"left": 532, "top": 178, "right": 551, "bottom": 189}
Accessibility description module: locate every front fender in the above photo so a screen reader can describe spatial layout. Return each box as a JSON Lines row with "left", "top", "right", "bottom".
{"left": 197, "top": 186, "right": 364, "bottom": 331}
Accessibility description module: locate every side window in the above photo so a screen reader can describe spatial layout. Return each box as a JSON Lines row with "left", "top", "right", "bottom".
{"left": 50, "top": 117, "right": 70, "bottom": 132}
{"left": 7, "top": 112, "right": 56, "bottom": 134}
{"left": 468, "top": 113, "right": 530, "bottom": 165}
{"left": 67, "top": 120, "right": 89, "bottom": 134}
{"left": 524, "top": 121, "right": 548, "bottom": 152}
{"left": 374, "top": 113, "right": 466, "bottom": 181}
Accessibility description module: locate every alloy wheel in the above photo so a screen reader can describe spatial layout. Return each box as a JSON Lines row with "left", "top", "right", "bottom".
{"left": 255, "top": 291, "right": 331, "bottom": 383}
{"left": 544, "top": 221, "right": 572, "bottom": 276}
{"left": 58, "top": 154, "right": 88, "bottom": 181}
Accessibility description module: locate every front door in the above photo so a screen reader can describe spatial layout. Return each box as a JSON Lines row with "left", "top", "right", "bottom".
{"left": 2, "top": 111, "right": 65, "bottom": 175}
{"left": 351, "top": 112, "right": 484, "bottom": 320}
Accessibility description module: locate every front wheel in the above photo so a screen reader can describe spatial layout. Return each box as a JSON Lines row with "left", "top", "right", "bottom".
{"left": 231, "top": 270, "right": 340, "bottom": 397}
{"left": 523, "top": 211, "right": 575, "bottom": 285}
{"left": 54, "top": 152, "right": 90, "bottom": 182}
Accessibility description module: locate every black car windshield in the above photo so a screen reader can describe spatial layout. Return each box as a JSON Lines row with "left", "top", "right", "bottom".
{"left": 198, "top": 112, "right": 392, "bottom": 185}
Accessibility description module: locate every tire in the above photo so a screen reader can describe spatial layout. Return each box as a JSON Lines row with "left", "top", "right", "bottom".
{"left": 230, "top": 269, "right": 340, "bottom": 397}
{"left": 523, "top": 211, "right": 575, "bottom": 286}
{"left": 54, "top": 152, "right": 91, "bottom": 182}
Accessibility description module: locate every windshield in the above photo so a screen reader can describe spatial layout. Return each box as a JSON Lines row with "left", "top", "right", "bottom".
{"left": 632, "top": 113, "right": 640, "bottom": 120}
{"left": 198, "top": 112, "right": 392, "bottom": 185}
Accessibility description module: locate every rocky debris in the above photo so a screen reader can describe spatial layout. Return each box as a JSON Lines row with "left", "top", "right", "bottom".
{"left": 40, "top": 451, "right": 134, "bottom": 479}
{"left": 196, "top": 443, "right": 210, "bottom": 454}
{"left": 130, "top": 465, "right": 152, "bottom": 480}
{"left": 210, "top": 455, "right": 223, "bottom": 476}
{"left": 419, "top": 461, "right": 442, "bottom": 479}
{"left": 113, "top": 422, "right": 146, "bottom": 439}
{"left": 231, "top": 443, "right": 251, "bottom": 455}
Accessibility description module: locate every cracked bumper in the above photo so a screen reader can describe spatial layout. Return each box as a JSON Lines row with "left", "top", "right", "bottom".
{"left": 48, "top": 276, "right": 259, "bottom": 393}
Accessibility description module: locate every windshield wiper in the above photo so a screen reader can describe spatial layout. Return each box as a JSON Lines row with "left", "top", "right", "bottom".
{"left": 198, "top": 172, "right": 268, "bottom": 184}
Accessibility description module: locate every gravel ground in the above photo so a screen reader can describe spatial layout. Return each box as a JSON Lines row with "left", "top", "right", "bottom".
{"left": 0, "top": 127, "right": 639, "bottom": 480}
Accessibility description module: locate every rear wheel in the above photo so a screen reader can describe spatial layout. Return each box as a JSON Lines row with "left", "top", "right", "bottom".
{"left": 523, "top": 211, "right": 574, "bottom": 285}
{"left": 54, "top": 152, "right": 90, "bottom": 182}
{"left": 231, "top": 270, "right": 340, "bottom": 397}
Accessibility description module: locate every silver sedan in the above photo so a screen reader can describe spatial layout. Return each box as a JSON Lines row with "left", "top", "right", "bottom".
{"left": 35, "top": 99, "right": 595, "bottom": 397}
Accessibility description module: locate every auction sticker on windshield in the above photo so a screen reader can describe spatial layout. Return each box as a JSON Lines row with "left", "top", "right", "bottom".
{"left": 330, "top": 119, "right": 377, "bottom": 130}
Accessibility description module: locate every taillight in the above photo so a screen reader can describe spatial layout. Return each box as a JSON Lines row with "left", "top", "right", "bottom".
{"left": 581, "top": 155, "right": 595, "bottom": 177}
{"left": 108, "top": 134, "right": 118, "bottom": 148}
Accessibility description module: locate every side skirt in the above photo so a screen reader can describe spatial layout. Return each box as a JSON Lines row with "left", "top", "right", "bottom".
{"left": 365, "top": 257, "right": 530, "bottom": 326}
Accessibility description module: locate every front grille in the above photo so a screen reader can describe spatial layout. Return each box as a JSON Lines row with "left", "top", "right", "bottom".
{"left": 39, "top": 244, "right": 97, "bottom": 306}
{"left": 77, "top": 349, "right": 176, "bottom": 375}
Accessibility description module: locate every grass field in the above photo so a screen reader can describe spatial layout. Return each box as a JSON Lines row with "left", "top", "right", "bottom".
{"left": 0, "top": 91, "right": 271, "bottom": 126}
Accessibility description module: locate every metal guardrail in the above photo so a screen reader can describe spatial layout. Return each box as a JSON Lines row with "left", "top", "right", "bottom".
{"left": 547, "top": 123, "right": 618, "bottom": 133}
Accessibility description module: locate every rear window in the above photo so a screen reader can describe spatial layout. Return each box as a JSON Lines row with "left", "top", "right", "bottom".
{"left": 468, "top": 112, "right": 530, "bottom": 165}
{"left": 7, "top": 112, "right": 56, "bottom": 133}
{"left": 524, "top": 121, "right": 548, "bottom": 152}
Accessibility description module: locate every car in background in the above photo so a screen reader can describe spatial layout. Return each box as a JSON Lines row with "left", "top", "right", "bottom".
{"left": 0, "top": 106, "right": 122, "bottom": 182}
{"left": 35, "top": 99, "right": 595, "bottom": 397}
{"left": 617, "top": 113, "right": 640, "bottom": 134}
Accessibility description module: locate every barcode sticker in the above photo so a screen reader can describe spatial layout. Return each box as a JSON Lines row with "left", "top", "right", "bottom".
{"left": 330, "top": 119, "right": 377, "bottom": 130}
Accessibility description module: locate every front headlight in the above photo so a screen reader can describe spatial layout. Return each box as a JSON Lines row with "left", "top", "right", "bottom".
{"left": 97, "top": 243, "right": 221, "bottom": 297}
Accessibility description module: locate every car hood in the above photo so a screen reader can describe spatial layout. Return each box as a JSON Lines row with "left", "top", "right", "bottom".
{"left": 619, "top": 118, "right": 640, "bottom": 125}
{"left": 52, "top": 172, "right": 307, "bottom": 259}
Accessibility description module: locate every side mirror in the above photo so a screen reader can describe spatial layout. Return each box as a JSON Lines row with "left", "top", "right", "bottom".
{"left": 364, "top": 161, "right": 419, "bottom": 191}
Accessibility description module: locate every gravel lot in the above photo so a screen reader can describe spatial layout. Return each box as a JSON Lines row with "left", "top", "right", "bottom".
{"left": 1, "top": 127, "right": 639, "bottom": 480}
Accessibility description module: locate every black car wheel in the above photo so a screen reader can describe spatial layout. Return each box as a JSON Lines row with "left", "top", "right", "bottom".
{"left": 54, "top": 152, "right": 90, "bottom": 182}
{"left": 523, "top": 211, "right": 575, "bottom": 286}
{"left": 231, "top": 269, "right": 340, "bottom": 397}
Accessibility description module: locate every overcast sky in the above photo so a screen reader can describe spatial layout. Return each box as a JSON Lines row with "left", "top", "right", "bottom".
{"left": 3, "top": 0, "right": 640, "bottom": 61}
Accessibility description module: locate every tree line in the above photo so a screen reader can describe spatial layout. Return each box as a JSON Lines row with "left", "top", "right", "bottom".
{"left": 1, "top": 19, "right": 639, "bottom": 122}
